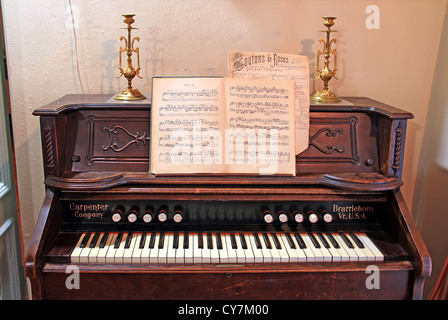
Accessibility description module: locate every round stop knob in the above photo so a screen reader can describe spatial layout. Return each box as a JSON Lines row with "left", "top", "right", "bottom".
{"left": 308, "top": 212, "right": 319, "bottom": 224}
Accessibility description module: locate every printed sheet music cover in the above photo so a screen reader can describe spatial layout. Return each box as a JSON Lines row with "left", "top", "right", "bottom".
{"left": 229, "top": 51, "right": 310, "bottom": 155}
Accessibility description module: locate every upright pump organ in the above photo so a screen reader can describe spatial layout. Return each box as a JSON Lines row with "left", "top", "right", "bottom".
{"left": 25, "top": 95, "right": 431, "bottom": 299}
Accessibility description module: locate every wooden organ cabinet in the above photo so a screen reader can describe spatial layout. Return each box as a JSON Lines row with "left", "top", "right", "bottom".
{"left": 25, "top": 95, "right": 431, "bottom": 299}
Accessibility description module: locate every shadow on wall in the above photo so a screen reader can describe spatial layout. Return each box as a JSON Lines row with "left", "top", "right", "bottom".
{"left": 15, "top": 126, "right": 45, "bottom": 252}
{"left": 412, "top": 3, "right": 448, "bottom": 300}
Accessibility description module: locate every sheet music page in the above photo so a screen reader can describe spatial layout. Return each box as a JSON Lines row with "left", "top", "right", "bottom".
{"left": 151, "top": 77, "right": 226, "bottom": 174}
{"left": 223, "top": 77, "right": 296, "bottom": 175}
{"left": 229, "top": 51, "right": 309, "bottom": 155}
{"left": 151, "top": 77, "right": 295, "bottom": 175}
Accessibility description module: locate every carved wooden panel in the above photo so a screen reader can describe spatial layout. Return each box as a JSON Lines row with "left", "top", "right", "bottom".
{"left": 66, "top": 109, "right": 150, "bottom": 172}
{"left": 86, "top": 115, "right": 149, "bottom": 164}
{"left": 296, "top": 112, "right": 379, "bottom": 173}
{"left": 41, "top": 116, "right": 58, "bottom": 176}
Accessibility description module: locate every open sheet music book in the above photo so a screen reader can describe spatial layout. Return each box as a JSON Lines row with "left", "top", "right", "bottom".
{"left": 229, "top": 51, "right": 310, "bottom": 155}
{"left": 150, "top": 76, "right": 296, "bottom": 175}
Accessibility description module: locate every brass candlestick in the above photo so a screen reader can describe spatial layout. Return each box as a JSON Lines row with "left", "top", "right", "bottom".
{"left": 311, "top": 16, "right": 340, "bottom": 103}
{"left": 114, "top": 14, "right": 146, "bottom": 101}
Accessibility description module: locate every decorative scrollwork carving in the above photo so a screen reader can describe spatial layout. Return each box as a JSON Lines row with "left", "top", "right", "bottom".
{"left": 392, "top": 121, "right": 403, "bottom": 175}
{"left": 309, "top": 128, "right": 344, "bottom": 154}
{"left": 102, "top": 126, "right": 150, "bottom": 152}
{"left": 43, "top": 119, "right": 55, "bottom": 171}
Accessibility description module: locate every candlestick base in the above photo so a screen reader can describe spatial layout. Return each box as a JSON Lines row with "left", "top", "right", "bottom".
{"left": 114, "top": 88, "right": 146, "bottom": 101}
{"left": 311, "top": 89, "right": 340, "bottom": 103}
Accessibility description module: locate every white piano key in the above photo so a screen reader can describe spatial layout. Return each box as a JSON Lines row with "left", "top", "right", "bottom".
{"left": 210, "top": 233, "right": 220, "bottom": 263}
{"left": 123, "top": 233, "right": 139, "bottom": 263}
{"left": 257, "top": 233, "right": 272, "bottom": 263}
{"left": 175, "top": 233, "right": 185, "bottom": 263}
{"left": 290, "top": 233, "right": 308, "bottom": 262}
{"left": 88, "top": 232, "right": 105, "bottom": 263}
{"left": 266, "top": 233, "right": 281, "bottom": 262}
{"left": 78, "top": 233, "right": 96, "bottom": 263}
{"left": 96, "top": 233, "right": 115, "bottom": 263}
{"left": 192, "top": 233, "right": 203, "bottom": 263}
{"left": 200, "top": 233, "right": 211, "bottom": 263}
{"left": 140, "top": 233, "right": 154, "bottom": 263}
{"left": 312, "top": 233, "right": 333, "bottom": 262}
{"left": 130, "top": 233, "right": 144, "bottom": 263}
{"left": 105, "top": 233, "right": 119, "bottom": 263}
{"left": 213, "top": 233, "right": 225, "bottom": 263}
{"left": 282, "top": 233, "right": 306, "bottom": 262}
{"left": 247, "top": 234, "right": 264, "bottom": 263}
{"left": 114, "top": 232, "right": 129, "bottom": 263}
{"left": 302, "top": 233, "right": 324, "bottom": 262}
{"left": 322, "top": 233, "right": 347, "bottom": 262}
{"left": 333, "top": 233, "right": 358, "bottom": 261}
{"left": 149, "top": 232, "right": 161, "bottom": 263}
{"left": 165, "top": 233, "right": 177, "bottom": 263}
{"left": 71, "top": 233, "right": 88, "bottom": 263}
{"left": 292, "top": 233, "right": 315, "bottom": 262}
{"left": 357, "top": 233, "right": 384, "bottom": 262}
{"left": 242, "top": 233, "right": 256, "bottom": 263}
{"left": 348, "top": 232, "right": 374, "bottom": 262}
{"left": 271, "top": 233, "right": 290, "bottom": 263}
{"left": 271, "top": 233, "right": 288, "bottom": 262}
{"left": 235, "top": 233, "right": 248, "bottom": 263}
{"left": 158, "top": 233, "right": 169, "bottom": 263}
{"left": 224, "top": 234, "right": 237, "bottom": 263}
{"left": 343, "top": 232, "right": 367, "bottom": 261}
{"left": 216, "top": 233, "right": 229, "bottom": 263}
{"left": 184, "top": 233, "right": 194, "bottom": 263}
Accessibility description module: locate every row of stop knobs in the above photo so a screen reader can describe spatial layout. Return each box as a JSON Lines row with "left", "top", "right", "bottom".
{"left": 262, "top": 206, "right": 333, "bottom": 224}
{"left": 111, "top": 205, "right": 334, "bottom": 224}
{"left": 111, "top": 205, "right": 184, "bottom": 223}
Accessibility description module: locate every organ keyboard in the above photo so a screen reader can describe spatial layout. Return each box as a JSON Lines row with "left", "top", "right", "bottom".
{"left": 67, "top": 231, "right": 385, "bottom": 264}
{"left": 25, "top": 95, "right": 431, "bottom": 300}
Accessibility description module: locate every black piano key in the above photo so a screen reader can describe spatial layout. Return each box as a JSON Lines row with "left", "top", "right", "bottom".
{"left": 294, "top": 233, "right": 307, "bottom": 249}
{"left": 149, "top": 232, "right": 156, "bottom": 248}
{"left": 124, "top": 233, "right": 133, "bottom": 249}
{"left": 340, "top": 232, "right": 354, "bottom": 249}
{"left": 216, "top": 233, "right": 223, "bottom": 250}
{"left": 207, "top": 233, "right": 213, "bottom": 249}
{"left": 239, "top": 233, "right": 248, "bottom": 249}
{"left": 183, "top": 232, "right": 189, "bottom": 249}
{"left": 158, "top": 232, "right": 165, "bottom": 249}
{"left": 139, "top": 232, "right": 147, "bottom": 249}
{"left": 349, "top": 232, "right": 365, "bottom": 248}
{"left": 326, "top": 232, "right": 340, "bottom": 249}
{"left": 308, "top": 233, "right": 320, "bottom": 248}
{"left": 253, "top": 233, "right": 262, "bottom": 249}
{"left": 285, "top": 233, "right": 296, "bottom": 249}
{"left": 89, "top": 232, "right": 100, "bottom": 248}
{"left": 114, "top": 232, "right": 123, "bottom": 248}
{"left": 80, "top": 232, "right": 91, "bottom": 248}
{"left": 99, "top": 232, "right": 109, "bottom": 248}
{"left": 173, "top": 232, "right": 179, "bottom": 249}
{"left": 317, "top": 233, "right": 330, "bottom": 249}
{"left": 198, "top": 232, "right": 204, "bottom": 249}
{"left": 271, "top": 233, "right": 282, "bottom": 250}
{"left": 230, "top": 233, "right": 237, "bottom": 249}
{"left": 262, "top": 233, "right": 272, "bottom": 249}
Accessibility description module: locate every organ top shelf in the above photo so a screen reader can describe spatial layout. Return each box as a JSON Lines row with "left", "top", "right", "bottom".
{"left": 33, "top": 95, "right": 413, "bottom": 192}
